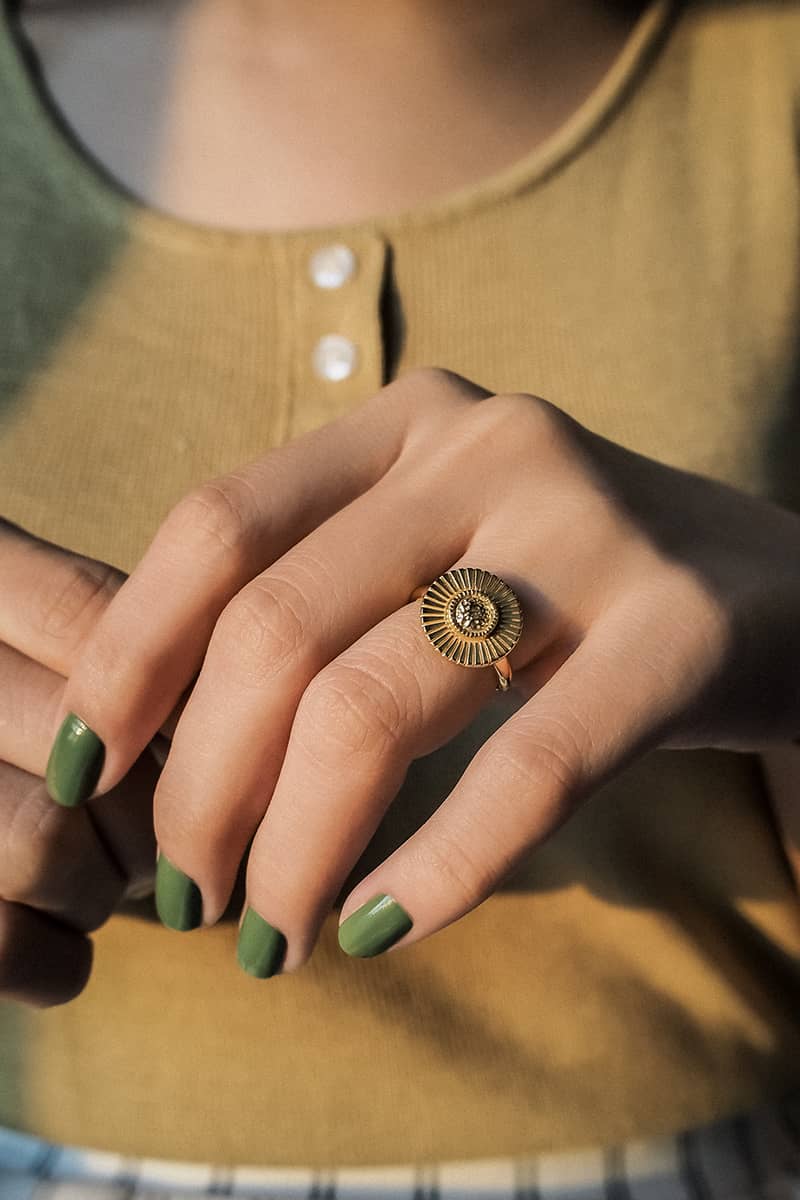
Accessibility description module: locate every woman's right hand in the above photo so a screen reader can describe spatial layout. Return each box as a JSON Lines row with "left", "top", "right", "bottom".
{"left": 0, "top": 519, "right": 159, "bottom": 1007}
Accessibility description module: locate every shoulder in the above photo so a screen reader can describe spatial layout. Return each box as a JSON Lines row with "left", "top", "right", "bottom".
{"left": 671, "top": 1, "right": 800, "bottom": 86}
{"left": 635, "top": 1, "right": 800, "bottom": 172}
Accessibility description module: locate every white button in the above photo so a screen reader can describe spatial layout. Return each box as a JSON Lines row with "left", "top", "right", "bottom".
{"left": 309, "top": 243, "right": 357, "bottom": 289}
{"left": 312, "top": 335, "right": 359, "bottom": 382}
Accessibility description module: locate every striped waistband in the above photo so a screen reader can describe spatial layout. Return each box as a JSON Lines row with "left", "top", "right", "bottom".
{"left": 2, "top": 1089, "right": 800, "bottom": 1198}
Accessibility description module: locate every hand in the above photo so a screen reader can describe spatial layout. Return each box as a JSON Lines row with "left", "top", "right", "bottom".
{"left": 0, "top": 519, "right": 160, "bottom": 1006}
{"left": 45, "top": 368, "right": 800, "bottom": 974}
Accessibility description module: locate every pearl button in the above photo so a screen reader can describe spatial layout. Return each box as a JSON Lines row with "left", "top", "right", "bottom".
{"left": 312, "top": 335, "right": 359, "bottom": 382}
{"left": 309, "top": 243, "right": 357, "bottom": 289}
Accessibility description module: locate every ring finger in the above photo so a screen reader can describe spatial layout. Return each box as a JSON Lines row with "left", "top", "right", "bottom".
{"left": 235, "top": 556, "right": 568, "bottom": 974}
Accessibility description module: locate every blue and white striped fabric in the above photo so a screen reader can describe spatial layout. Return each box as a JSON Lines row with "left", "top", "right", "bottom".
{"left": 2, "top": 1088, "right": 800, "bottom": 1199}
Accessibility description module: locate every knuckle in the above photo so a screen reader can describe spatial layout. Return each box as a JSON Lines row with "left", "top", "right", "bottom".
{"left": 411, "top": 827, "right": 496, "bottom": 912}
{"left": 396, "top": 367, "right": 491, "bottom": 414}
{"left": 13, "top": 655, "right": 63, "bottom": 747}
{"left": 401, "top": 365, "right": 464, "bottom": 393}
{"left": 668, "top": 566, "right": 728, "bottom": 646}
{"left": 295, "top": 665, "right": 405, "bottom": 766}
{"left": 420, "top": 390, "right": 570, "bottom": 476}
{"left": 152, "top": 776, "right": 195, "bottom": 846}
{"left": 642, "top": 566, "right": 730, "bottom": 692}
{"left": 163, "top": 477, "right": 258, "bottom": 566}
{"left": 0, "top": 773, "right": 115, "bottom": 929}
{"left": 214, "top": 577, "right": 310, "bottom": 684}
{"left": 481, "top": 391, "right": 568, "bottom": 450}
{"left": 527, "top": 736, "right": 579, "bottom": 805}
{"left": 493, "top": 722, "right": 582, "bottom": 819}
{"left": 153, "top": 773, "right": 243, "bottom": 870}
{"left": 1, "top": 779, "right": 67, "bottom": 903}
{"left": 30, "top": 559, "right": 119, "bottom": 647}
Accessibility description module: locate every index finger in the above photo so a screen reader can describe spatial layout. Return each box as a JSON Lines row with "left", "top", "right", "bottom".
{"left": 46, "top": 370, "right": 487, "bottom": 807}
{"left": 0, "top": 517, "right": 124, "bottom": 675}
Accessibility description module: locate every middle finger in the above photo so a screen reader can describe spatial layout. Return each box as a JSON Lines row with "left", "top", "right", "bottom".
{"left": 152, "top": 468, "right": 479, "bottom": 929}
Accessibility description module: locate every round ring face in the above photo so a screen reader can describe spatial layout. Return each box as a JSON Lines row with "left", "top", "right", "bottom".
{"left": 418, "top": 567, "right": 523, "bottom": 668}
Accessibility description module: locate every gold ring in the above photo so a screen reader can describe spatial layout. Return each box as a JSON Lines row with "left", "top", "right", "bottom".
{"left": 410, "top": 567, "right": 523, "bottom": 692}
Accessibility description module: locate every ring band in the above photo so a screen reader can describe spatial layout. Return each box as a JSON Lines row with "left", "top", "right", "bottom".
{"left": 410, "top": 567, "right": 523, "bottom": 692}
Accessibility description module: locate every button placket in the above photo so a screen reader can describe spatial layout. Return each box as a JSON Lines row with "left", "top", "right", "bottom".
{"left": 309, "top": 241, "right": 360, "bottom": 382}
{"left": 289, "top": 232, "right": 389, "bottom": 437}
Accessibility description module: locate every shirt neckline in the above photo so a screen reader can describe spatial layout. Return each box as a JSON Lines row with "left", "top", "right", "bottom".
{"left": 0, "top": 0, "right": 676, "bottom": 251}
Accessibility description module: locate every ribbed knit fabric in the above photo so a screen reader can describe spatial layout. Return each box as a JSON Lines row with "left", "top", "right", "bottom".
{"left": 1, "top": 0, "right": 800, "bottom": 1170}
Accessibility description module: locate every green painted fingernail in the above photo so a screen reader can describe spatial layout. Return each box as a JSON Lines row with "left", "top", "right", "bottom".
{"left": 155, "top": 852, "right": 203, "bottom": 931}
{"left": 45, "top": 712, "right": 105, "bottom": 808}
{"left": 236, "top": 908, "right": 287, "bottom": 978}
{"left": 338, "top": 894, "right": 413, "bottom": 958}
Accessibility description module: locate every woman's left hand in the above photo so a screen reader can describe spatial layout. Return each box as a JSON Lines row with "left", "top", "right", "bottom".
{"left": 46, "top": 368, "right": 800, "bottom": 971}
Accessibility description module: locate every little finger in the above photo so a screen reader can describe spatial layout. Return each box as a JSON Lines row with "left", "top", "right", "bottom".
{"left": 337, "top": 580, "right": 725, "bottom": 954}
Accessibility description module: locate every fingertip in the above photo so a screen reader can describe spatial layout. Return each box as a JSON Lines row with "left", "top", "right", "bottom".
{"left": 45, "top": 712, "right": 105, "bottom": 808}
{"left": 0, "top": 902, "right": 94, "bottom": 1008}
{"left": 34, "top": 935, "right": 94, "bottom": 1008}
{"left": 235, "top": 907, "right": 287, "bottom": 979}
{"left": 338, "top": 893, "right": 413, "bottom": 958}
{"left": 154, "top": 851, "right": 203, "bottom": 931}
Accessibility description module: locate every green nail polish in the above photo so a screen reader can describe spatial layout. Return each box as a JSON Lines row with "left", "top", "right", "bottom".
{"left": 236, "top": 908, "right": 287, "bottom": 978}
{"left": 338, "top": 893, "right": 413, "bottom": 958}
{"left": 45, "top": 712, "right": 105, "bottom": 808}
{"left": 155, "top": 853, "right": 203, "bottom": 931}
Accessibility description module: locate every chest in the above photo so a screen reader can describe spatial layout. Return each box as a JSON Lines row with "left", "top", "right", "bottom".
{"left": 0, "top": 22, "right": 798, "bottom": 572}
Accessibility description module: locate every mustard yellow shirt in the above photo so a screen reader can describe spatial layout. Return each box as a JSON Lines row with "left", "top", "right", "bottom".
{"left": 1, "top": 0, "right": 800, "bottom": 1168}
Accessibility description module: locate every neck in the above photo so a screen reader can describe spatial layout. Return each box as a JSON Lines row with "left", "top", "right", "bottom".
{"left": 18, "top": 0, "right": 646, "bottom": 230}
{"left": 202, "top": 0, "right": 640, "bottom": 67}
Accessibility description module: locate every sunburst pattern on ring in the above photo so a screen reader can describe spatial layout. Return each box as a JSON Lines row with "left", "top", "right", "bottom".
{"left": 418, "top": 567, "right": 523, "bottom": 668}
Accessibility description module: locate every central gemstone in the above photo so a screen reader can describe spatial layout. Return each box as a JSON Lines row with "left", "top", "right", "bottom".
{"left": 454, "top": 597, "right": 488, "bottom": 631}
{"left": 450, "top": 590, "right": 501, "bottom": 638}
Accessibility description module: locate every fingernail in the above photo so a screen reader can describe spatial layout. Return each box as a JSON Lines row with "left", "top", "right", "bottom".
{"left": 45, "top": 712, "right": 105, "bottom": 808}
{"left": 338, "top": 893, "right": 413, "bottom": 958}
{"left": 236, "top": 907, "right": 287, "bottom": 978}
{"left": 155, "top": 852, "right": 203, "bottom": 931}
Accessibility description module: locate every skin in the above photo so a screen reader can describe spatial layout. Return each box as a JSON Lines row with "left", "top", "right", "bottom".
{"left": 5, "top": 1, "right": 799, "bottom": 998}
{"left": 0, "top": 520, "right": 161, "bottom": 1004}
{"left": 45, "top": 371, "right": 800, "bottom": 973}
{"left": 20, "top": 0, "right": 641, "bottom": 228}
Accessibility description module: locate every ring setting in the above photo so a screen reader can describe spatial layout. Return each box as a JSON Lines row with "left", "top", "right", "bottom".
{"left": 410, "top": 567, "right": 523, "bottom": 691}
